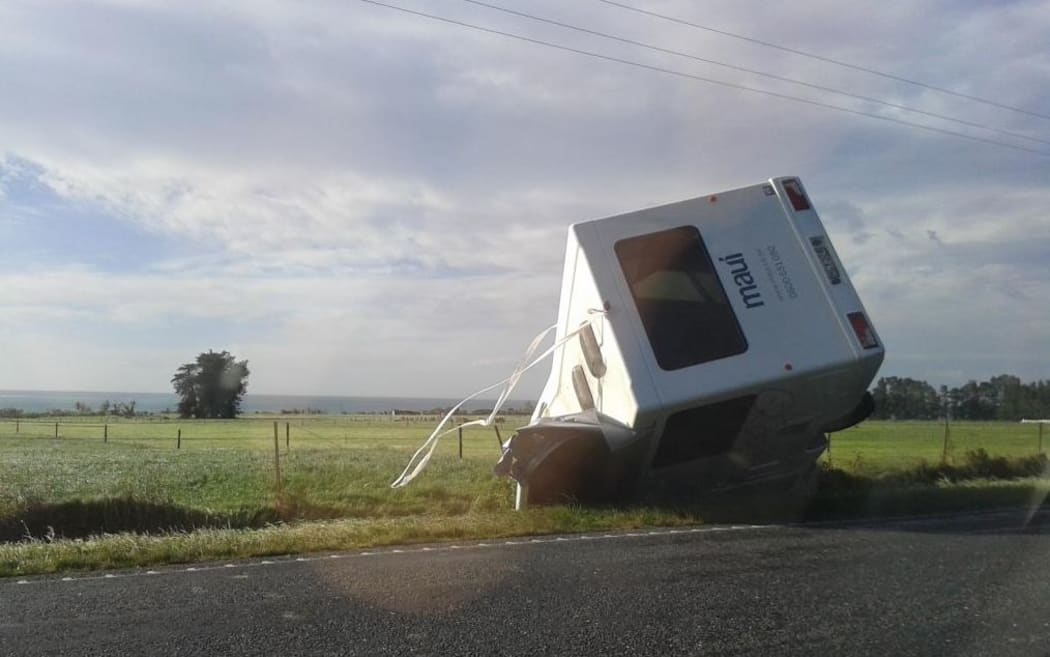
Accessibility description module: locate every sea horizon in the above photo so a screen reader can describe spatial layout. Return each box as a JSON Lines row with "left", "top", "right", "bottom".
{"left": 0, "top": 389, "right": 534, "bottom": 414}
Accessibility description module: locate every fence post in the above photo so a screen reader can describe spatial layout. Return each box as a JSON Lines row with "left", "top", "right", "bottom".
{"left": 104, "top": 423, "right": 108, "bottom": 443}
{"left": 55, "top": 422, "right": 59, "bottom": 439}
{"left": 494, "top": 424, "right": 503, "bottom": 452}
{"left": 941, "top": 416, "right": 951, "bottom": 464}
{"left": 285, "top": 422, "right": 290, "bottom": 451}
{"left": 273, "top": 421, "right": 283, "bottom": 493}
{"left": 458, "top": 427, "right": 463, "bottom": 459}
{"left": 177, "top": 428, "right": 181, "bottom": 449}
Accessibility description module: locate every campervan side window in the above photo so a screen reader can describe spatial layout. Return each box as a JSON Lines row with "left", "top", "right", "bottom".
{"left": 653, "top": 395, "right": 757, "bottom": 467}
{"left": 615, "top": 226, "right": 748, "bottom": 370}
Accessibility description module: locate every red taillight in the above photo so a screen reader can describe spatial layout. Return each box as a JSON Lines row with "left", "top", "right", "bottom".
{"left": 782, "top": 179, "right": 811, "bottom": 211}
{"left": 847, "top": 312, "right": 878, "bottom": 349}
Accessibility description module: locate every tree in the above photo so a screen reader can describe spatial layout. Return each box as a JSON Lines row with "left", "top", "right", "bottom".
{"left": 870, "top": 376, "right": 941, "bottom": 420}
{"left": 171, "top": 350, "right": 250, "bottom": 419}
{"left": 111, "top": 400, "right": 137, "bottom": 418}
{"left": 869, "top": 375, "right": 1050, "bottom": 421}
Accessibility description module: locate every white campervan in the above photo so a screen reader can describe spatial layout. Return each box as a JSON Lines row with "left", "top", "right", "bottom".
{"left": 495, "top": 177, "right": 884, "bottom": 506}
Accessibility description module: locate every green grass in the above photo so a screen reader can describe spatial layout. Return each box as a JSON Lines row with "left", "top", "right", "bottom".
{"left": 827, "top": 421, "right": 1046, "bottom": 474}
{"left": 0, "top": 507, "right": 701, "bottom": 577}
{"left": 0, "top": 417, "right": 1047, "bottom": 577}
{"left": 0, "top": 415, "right": 519, "bottom": 538}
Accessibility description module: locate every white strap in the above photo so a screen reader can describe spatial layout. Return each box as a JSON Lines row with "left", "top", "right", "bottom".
{"left": 390, "top": 314, "right": 603, "bottom": 488}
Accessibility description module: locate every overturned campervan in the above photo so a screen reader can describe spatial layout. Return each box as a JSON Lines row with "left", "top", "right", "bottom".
{"left": 494, "top": 177, "right": 884, "bottom": 507}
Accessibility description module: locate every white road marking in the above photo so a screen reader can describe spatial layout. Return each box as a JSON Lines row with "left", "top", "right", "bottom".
{"left": 10, "top": 508, "right": 1042, "bottom": 587}
{"left": 3, "top": 524, "right": 762, "bottom": 586}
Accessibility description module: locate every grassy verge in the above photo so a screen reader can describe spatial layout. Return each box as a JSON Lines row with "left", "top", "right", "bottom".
{"left": 4, "top": 472, "right": 1049, "bottom": 578}
{"left": 807, "top": 477, "right": 1050, "bottom": 520}
{"left": 2, "top": 419, "right": 1049, "bottom": 577}
{"left": 0, "top": 507, "right": 699, "bottom": 577}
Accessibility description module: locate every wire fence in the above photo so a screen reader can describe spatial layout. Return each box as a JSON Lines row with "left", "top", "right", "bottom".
{"left": 825, "top": 419, "right": 1047, "bottom": 474}
{"left": 2, "top": 415, "right": 1045, "bottom": 477}
{"left": 0, "top": 414, "right": 513, "bottom": 446}
{"left": 0, "top": 415, "right": 526, "bottom": 541}
{"left": 1, "top": 416, "right": 1045, "bottom": 454}
{"left": 0, "top": 417, "right": 1046, "bottom": 540}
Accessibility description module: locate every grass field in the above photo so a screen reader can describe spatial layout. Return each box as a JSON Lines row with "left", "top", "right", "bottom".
{"left": 1, "top": 416, "right": 1047, "bottom": 576}
{"left": 0, "top": 415, "right": 521, "bottom": 533}
{"left": 828, "top": 420, "right": 1047, "bottom": 474}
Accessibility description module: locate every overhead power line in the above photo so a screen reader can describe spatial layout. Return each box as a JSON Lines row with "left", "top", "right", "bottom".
{"left": 597, "top": 0, "right": 1050, "bottom": 122}
{"left": 358, "top": 0, "right": 1049, "bottom": 156}
{"left": 462, "top": 0, "right": 1049, "bottom": 146}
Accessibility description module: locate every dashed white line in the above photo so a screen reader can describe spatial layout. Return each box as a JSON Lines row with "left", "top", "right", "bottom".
{"left": 8, "top": 522, "right": 790, "bottom": 586}
{"left": 63, "top": 510, "right": 1016, "bottom": 587}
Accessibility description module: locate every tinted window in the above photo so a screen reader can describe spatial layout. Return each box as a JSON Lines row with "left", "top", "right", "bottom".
{"left": 653, "top": 395, "right": 756, "bottom": 467}
{"left": 615, "top": 226, "right": 747, "bottom": 370}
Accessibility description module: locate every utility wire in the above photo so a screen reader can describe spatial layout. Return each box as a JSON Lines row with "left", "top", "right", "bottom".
{"left": 359, "top": 0, "right": 1049, "bottom": 156}
{"left": 463, "top": 0, "right": 1049, "bottom": 146}
{"left": 597, "top": 0, "right": 1050, "bottom": 122}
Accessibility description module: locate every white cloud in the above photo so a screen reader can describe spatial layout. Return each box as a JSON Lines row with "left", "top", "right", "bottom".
{"left": 1, "top": 0, "right": 1048, "bottom": 394}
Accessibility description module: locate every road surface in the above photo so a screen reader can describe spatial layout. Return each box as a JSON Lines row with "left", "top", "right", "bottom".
{"left": 4, "top": 509, "right": 1050, "bottom": 656}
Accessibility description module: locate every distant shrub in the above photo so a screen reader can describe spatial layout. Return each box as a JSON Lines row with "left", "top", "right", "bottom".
{"left": 885, "top": 450, "right": 1047, "bottom": 485}
{"left": 959, "top": 448, "right": 1047, "bottom": 480}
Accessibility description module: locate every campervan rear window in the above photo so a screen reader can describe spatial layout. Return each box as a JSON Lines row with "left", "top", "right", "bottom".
{"left": 615, "top": 226, "right": 747, "bottom": 370}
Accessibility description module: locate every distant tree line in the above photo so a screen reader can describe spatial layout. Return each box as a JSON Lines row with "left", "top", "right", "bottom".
{"left": 278, "top": 407, "right": 325, "bottom": 415}
{"left": 0, "top": 400, "right": 144, "bottom": 419}
{"left": 85, "top": 400, "right": 139, "bottom": 417}
{"left": 870, "top": 375, "right": 1050, "bottom": 421}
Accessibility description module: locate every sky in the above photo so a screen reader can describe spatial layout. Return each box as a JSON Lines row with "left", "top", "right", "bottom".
{"left": 0, "top": 0, "right": 1048, "bottom": 397}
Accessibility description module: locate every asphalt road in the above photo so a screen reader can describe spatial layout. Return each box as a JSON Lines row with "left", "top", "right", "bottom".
{"left": 4, "top": 509, "right": 1050, "bottom": 657}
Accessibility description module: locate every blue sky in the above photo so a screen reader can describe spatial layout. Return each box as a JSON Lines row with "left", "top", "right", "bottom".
{"left": 1, "top": 0, "right": 1048, "bottom": 396}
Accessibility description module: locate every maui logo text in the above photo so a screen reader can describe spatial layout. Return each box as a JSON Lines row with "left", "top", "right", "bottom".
{"left": 718, "top": 253, "right": 765, "bottom": 309}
